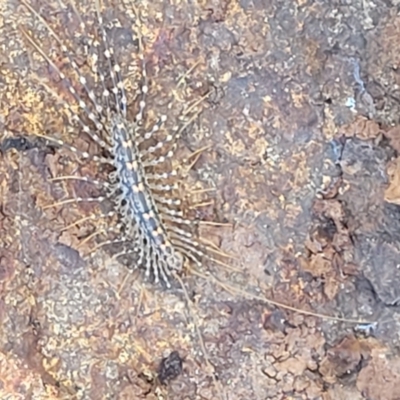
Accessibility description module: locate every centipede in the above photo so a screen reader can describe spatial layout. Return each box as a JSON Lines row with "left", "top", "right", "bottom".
{"left": 15, "top": 0, "right": 223, "bottom": 288}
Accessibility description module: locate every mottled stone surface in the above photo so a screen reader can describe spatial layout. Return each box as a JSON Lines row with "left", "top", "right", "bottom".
{"left": 1, "top": 0, "right": 400, "bottom": 399}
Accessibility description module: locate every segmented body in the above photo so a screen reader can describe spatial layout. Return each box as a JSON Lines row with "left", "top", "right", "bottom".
{"left": 17, "top": 0, "right": 208, "bottom": 286}
{"left": 110, "top": 115, "right": 184, "bottom": 283}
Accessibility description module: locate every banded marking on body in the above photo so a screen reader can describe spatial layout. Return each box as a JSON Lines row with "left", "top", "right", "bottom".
{"left": 111, "top": 116, "right": 183, "bottom": 283}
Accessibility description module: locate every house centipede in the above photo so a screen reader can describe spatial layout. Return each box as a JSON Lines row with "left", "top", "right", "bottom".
{"left": 17, "top": 0, "right": 223, "bottom": 289}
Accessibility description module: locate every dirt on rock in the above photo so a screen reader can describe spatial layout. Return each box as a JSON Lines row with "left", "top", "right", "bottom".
{"left": 1, "top": 0, "right": 400, "bottom": 399}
